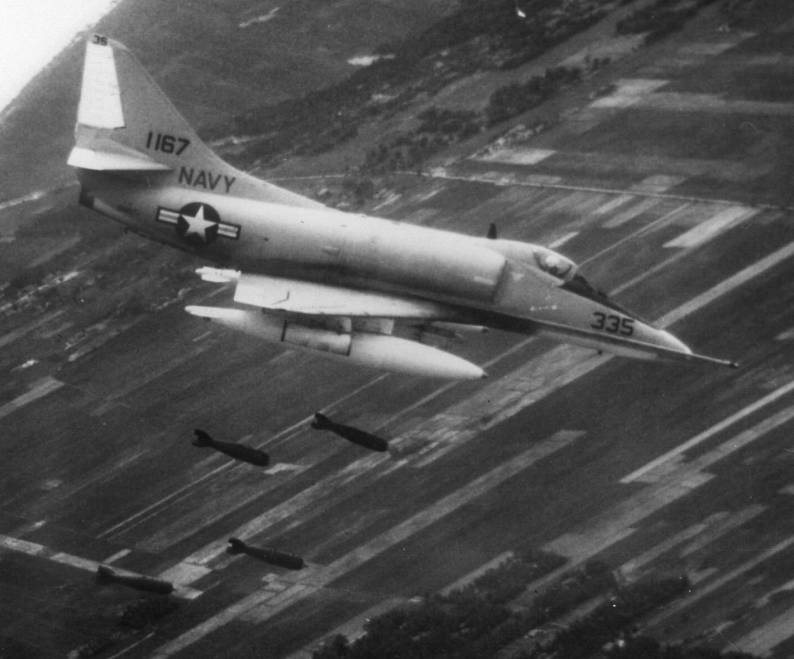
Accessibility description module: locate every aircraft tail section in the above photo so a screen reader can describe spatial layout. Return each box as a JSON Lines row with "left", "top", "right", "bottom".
{"left": 69, "top": 35, "right": 322, "bottom": 208}
{"left": 70, "top": 35, "right": 221, "bottom": 173}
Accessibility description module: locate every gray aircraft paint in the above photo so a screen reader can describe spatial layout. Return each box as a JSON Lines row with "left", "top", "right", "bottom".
{"left": 68, "top": 35, "right": 736, "bottom": 378}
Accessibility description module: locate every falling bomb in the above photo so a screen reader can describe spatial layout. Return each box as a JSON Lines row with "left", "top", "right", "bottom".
{"left": 192, "top": 429, "right": 269, "bottom": 466}
{"left": 96, "top": 565, "right": 174, "bottom": 594}
{"left": 227, "top": 537, "right": 304, "bottom": 570}
{"left": 311, "top": 413, "right": 388, "bottom": 452}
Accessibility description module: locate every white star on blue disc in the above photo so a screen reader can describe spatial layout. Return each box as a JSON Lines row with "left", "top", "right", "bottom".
{"left": 180, "top": 205, "right": 216, "bottom": 242}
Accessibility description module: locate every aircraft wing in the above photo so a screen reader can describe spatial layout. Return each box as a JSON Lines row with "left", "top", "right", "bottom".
{"left": 196, "top": 267, "right": 455, "bottom": 319}
{"left": 188, "top": 268, "right": 485, "bottom": 379}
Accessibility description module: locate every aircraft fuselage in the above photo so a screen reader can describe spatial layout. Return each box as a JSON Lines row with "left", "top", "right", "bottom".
{"left": 68, "top": 35, "right": 736, "bottom": 377}
{"left": 78, "top": 169, "right": 689, "bottom": 360}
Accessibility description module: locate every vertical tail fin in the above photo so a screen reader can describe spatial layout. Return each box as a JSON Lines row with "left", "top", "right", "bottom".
{"left": 69, "top": 34, "right": 220, "bottom": 173}
{"left": 69, "top": 34, "right": 322, "bottom": 208}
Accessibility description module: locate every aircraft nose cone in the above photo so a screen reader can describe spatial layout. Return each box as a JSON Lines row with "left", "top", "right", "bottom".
{"left": 658, "top": 329, "right": 692, "bottom": 355}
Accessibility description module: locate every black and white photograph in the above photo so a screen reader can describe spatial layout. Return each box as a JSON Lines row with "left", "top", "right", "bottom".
{"left": 0, "top": 0, "right": 792, "bottom": 657}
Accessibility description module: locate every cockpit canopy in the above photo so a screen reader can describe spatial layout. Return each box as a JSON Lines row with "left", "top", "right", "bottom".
{"left": 478, "top": 238, "right": 578, "bottom": 284}
{"left": 480, "top": 237, "right": 644, "bottom": 322}
{"left": 531, "top": 247, "right": 576, "bottom": 282}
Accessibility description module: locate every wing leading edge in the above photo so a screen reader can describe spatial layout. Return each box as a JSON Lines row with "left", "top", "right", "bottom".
{"left": 197, "top": 267, "right": 456, "bottom": 319}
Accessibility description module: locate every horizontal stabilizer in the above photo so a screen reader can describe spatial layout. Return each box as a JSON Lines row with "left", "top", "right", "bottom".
{"left": 67, "top": 145, "right": 172, "bottom": 172}
{"left": 231, "top": 272, "right": 452, "bottom": 319}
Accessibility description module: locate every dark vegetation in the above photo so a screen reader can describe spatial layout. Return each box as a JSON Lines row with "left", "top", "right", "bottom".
{"left": 313, "top": 551, "right": 752, "bottom": 659}
{"left": 363, "top": 107, "right": 482, "bottom": 174}
{"left": 223, "top": 0, "right": 612, "bottom": 169}
{"left": 486, "top": 65, "right": 583, "bottom": 125}
{"left": 720, "top": 0, "right": 764, "bottom": 28}
{"left": 0, "top": 0, "right": 451, "bottom": 198}
{"left": 118, "top": 597, "right": 179, "bottom": 629}
{"left": 468, "top": 549, "right": 567, "bottom": 602}
{"left": 246, "top": 0, "right": 721, "bottom": 206}
{"left": 616, "top": 0, "right": 720, "bottom": 43}
{"left": 603, "top": 638, "right": 758, "bottom": 658}
{"left": 310, "top": 548, "right": 566, "bottom": 658}
{"left": 551, "top": 576, "right": 689, "bottom": 658}
{"left": 67, "top": 597, "right": 179, "bottom": 657}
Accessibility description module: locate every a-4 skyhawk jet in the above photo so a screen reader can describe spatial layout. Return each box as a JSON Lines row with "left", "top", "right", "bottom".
{"left": 68, "top": 35, "right": 736, "bottom": 380}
